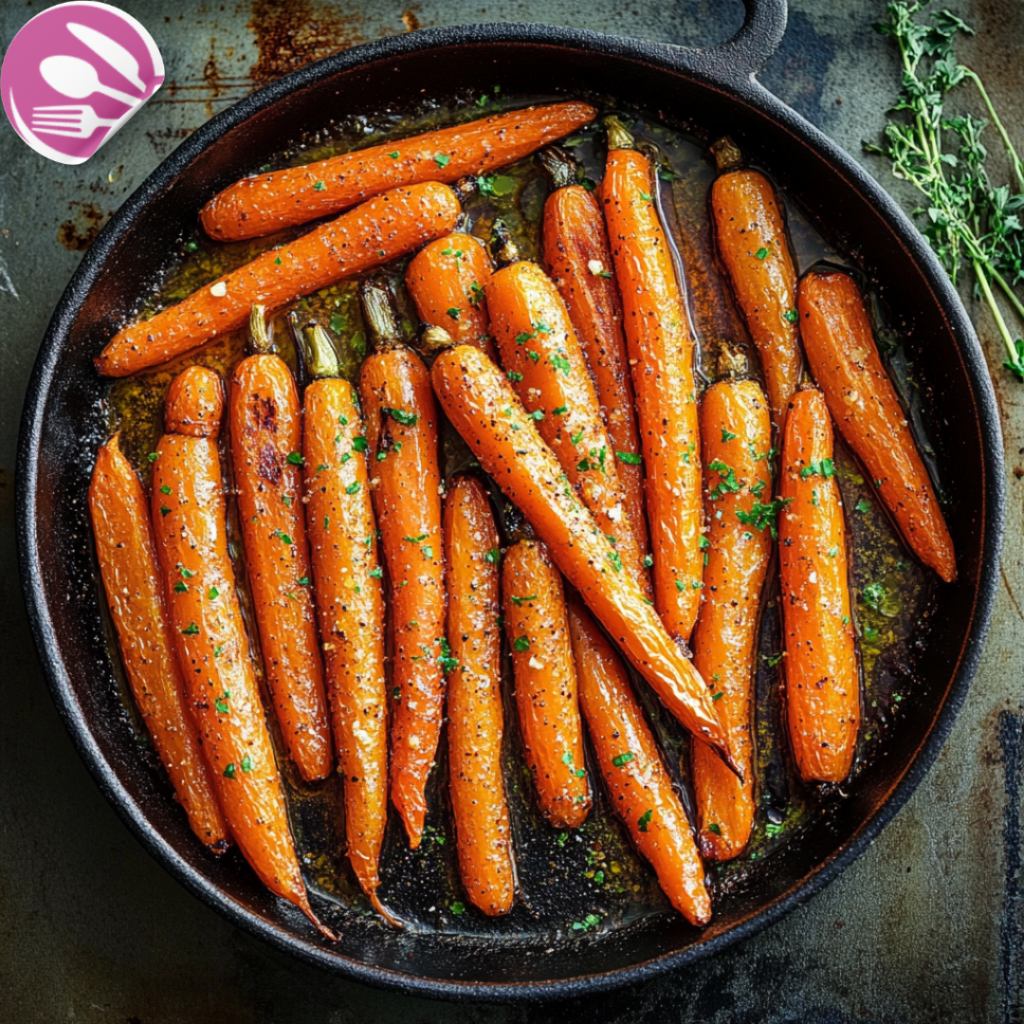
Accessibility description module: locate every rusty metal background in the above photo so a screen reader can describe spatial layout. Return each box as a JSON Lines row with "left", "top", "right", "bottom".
{"left": 1, "top": 1, "right": 1022, "bottom": 1020}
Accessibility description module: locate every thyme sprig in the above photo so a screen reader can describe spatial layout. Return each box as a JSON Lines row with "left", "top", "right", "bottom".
{"left": 866, "top": 2, "right": 1024, "bottom": 379}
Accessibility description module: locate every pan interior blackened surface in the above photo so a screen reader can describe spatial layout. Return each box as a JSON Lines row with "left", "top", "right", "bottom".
{"left": 20, "top": 34, "right": 996, "bottom": 996}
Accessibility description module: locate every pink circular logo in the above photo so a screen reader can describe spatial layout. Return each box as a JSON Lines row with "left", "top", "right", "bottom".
{"left": 1, "top": 1, "right": 163, "bottom": 165}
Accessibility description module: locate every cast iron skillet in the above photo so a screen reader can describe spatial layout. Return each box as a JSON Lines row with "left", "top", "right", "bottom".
{"left": 16, "top": 0, "right": 1006, "bottom": 1002}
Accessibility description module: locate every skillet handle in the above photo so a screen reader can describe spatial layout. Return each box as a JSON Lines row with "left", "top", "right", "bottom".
{"left": 661, "top": 0, "right": 787, "bottom": 86}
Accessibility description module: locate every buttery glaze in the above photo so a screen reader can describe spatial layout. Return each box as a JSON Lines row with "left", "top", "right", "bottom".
{"left": 151, "top": 366, "right": 331, "bottom": 935}
{"left": 690, "top": 379, "right": 773, "bottom": 860}
{"left": 89, "top": 435, "right": 230, "bottom": 852}
{"left": 778, "top": 388, "right": 860, "bottom": 784}
{"left": 569, "top": 597, "right": 711, "bottom": 926}
{"left": 430, "top": 343, "right": 735, "bottom": 766}
{"left": 229, "top": 352, "right": 332, "bottom": 782}
{"left": 503, "top": 539, "right": 591, "bottom": 829}
{"left": 444, "top": 475, "right": 515, "bottom": 915}
{"left": 602, "top": 128, "right": 704, "bottom": 643}
{"left": 799, "top": 270, "right": 956, "bottom": 582}
{"left": 542, "top": 174, "right": 648, "bottom": 559}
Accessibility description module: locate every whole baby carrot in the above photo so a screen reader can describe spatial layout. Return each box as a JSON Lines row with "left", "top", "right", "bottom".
{"left": 540, "top": 146, "right": 648, "bottom": 558}
{"left": 96, "top": 182, "right": 460, "bottom": 377}
{"left": 405, "top": 232, "right": 497, "bottom": 361}
{"left": 200, "top": 101, "right": 597, "bottom": 241}
{"left": 229, "top": 306, "right": 331, "bottom": 782}
{"left": 503, "top": 539, "right": 591, "bottom": 829}
{"left": 710, "top": 136, "right": 804, "bottom": 425}
{"left": 601, "top": 116, "right": 704, "bottom": 643}
{"left": 358, "top": 279, "right": 447, "bottom": 848}
{"left": 798, "top": 269, "right": 956, "bottom": 582}
{"left": 430, "top": 342, "right": 736, "bottom": 771}
{"left": 487, "top": 230, "right": 647, "bottom": 592}
{"left": 690, "top": 376, "right": 772, "bottom": 859}
{"left": 299, "top": 323, "right": 395, "bottom": 925}
{"left": 568, "top": 597, "right": 711, "bottom": 925}
{"left": 90, "top": 435, "right": 229, "bottom": 852}
{"left": 151, "top": 366, "right": 334, "bottom": 937}
{"left": 778, "top": 387, "right": 860, "bottom": 784}
{"left": 444, "top": 475, "right": 515, "bottom": 914}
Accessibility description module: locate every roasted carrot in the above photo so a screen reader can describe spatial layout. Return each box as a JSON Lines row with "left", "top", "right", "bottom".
{"left": 430, "top": 342, "right": 735, "bottom": 770}
{"left": 298, "top": 324, "right": 396, "bottom": 925}
{"left": 710, "top": 137, "right": 803, "bottom": 425}
{"left": 90, "top": 435, "right": 229, "bottom": 852}
{"left": 601, "top": 116, "right": 703, "bottom": 643}
{"left": 200, "top": 102, "right": 597, "bottom": 242}
{"left": 405, "top": 232, "right": 497, "bottom": 361}
{"left": 778, "top": 387, "right": 860, "bottom": 784}
{"left": 151, "top": 366, "right": 333, "bottom": 937}
{"left": 690, "top": 377, "right": 772, "bottom": 859}
{"left": 487, "top": 238, "right": 648, "bottom": 592}
{"left": 228, "top": 307, "right": 331, "bottom": 782}
{"left": 357, "top": 279, "right": 448, "bottom": 848}
{"left": 503, "top": 539, "right": 591, "bottom": 828}
{"left": 96, "top": 182, "right": 461, "bottom": 378}
{"left": 444, "top": 475, "right": 515, "bottom": 913}
{"left": 798, "top": 269, "right": 956, "bottom": 582}
{"left": 540, "top": 146, "right": 648, "bottom": 558}
{"left": 568, "top": 597, "right": 710, "bottom": 925}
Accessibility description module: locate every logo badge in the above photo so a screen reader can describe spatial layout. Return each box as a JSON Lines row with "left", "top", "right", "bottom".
{"left": 1, "top": 2, "right": 163, "bottom": 165}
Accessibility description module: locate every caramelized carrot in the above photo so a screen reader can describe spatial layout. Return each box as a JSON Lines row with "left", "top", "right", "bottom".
{"left": 299, "top": 324, "right": 395, "bottom": 925}
{"left": 358, "top": 280, "right": 447, "bottom": 848}
{"left": 200, "top": 102, "right": 597, "bottom": 242}
{"left": 430, "top": 342, "right": 735, "bottom": 770}
{"left": 690, "top": 378, "right": 772, "bottom": 859}
{"left": 798, "top": 269, "right": 956, "bottom": 582}
{"left": 444, "top": 475, "right": 515, "bottom": 913}
{"left": 540, "top": 146, "right": 648, "bottom": 558}
{"left": 601, "top": 116, "right": 703, "bottom": 643}
{"left": 151, "top": 366, "right": 333, "bottom": 937}
{"left": 568, "top": 597, "right": 710, "bottom": 925}
{"left": 710, "top": 137, "right": 803, "bottom": 425}
{"left": 405, "top": 233, "right": 497, "bottom": 361}
{"left": 96, "top": 183, "right": 461, "bottom": 378}
{"left": 778, "top": 388, "right": 860, "bottom": 784}
{"left": 228, "top": 307, "right": 331, "bottom": 782}
{"left": 89, "top": 435, "right": 229, "bottom": 852}
{"left": 503, "top": 539, "right": 591, "bottom": 828}
{"left": 487, "top": 248, "right": 647, "bottom": 591}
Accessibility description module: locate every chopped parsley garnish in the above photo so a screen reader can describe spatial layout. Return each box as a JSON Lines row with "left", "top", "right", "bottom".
{"left": 159, "top": 485, "right": 171, "bottom": 495}
{"left": 368, "top": 566, "right": 383, "bottom": 579}
{"left": 637, "top": 809, "right": 653, "bottom": 832}
{"left": 783, "top": 308, "right": 800, "bottom": 322}
{"left": 345, "top": 481, "right": 361, "bottom": 495}
{"left": 553, "top": 405, "right": 568, "bottom": 416}
{"left": 181, "top": 622, "right": 199, "bottom": 635}
{"left": 708, "top": 459, "right": 743, "bottom": 500}
{"left": 800, "top": 458, "right": 835, "bottom": 479}
{"left": 510, "top": 594, "right": 538, "bottom": 606}
{"left": 507, "top": 370, "right": 523, "bottom": 383}
{"left": 434, "top": 153, "right": 451, "bottom": 168}
{"left": 721, "top": 428, "right": 738, "bottom": 442}
{"left": 484, "top": 548, "right": 500, "bottom": 564}
{"left": 147, "top": 452, "right": 160, "bottom": 462}
{"left": 208, "top": 586, "right": 219, "bottom": 599}
{"left": 855, "top": 498, "right": 872, "bottom": 514}
{"left": 385, "top": 407, "right": 418, "bottom": 426}
{"left": 570, "top": 429, "right": 585, "bottom": 446}
{"left": 755, "top": 246, "right": 770, "bottom": 260}
{"left": 735, "top": 497, "right": 792, "bottom": 539}
{"left": 352, "top": 435, "right": 368, "bottom": 452}
{"left": 612, "top": 752, "right": 635, "bottom": 768}
{"left": 241, "top": 756, "right": 253, "bottom": 773}
{"left": 708, "top": 822, "right": 722, "bottom": 836}
{"left": 549, "top": 353, "right": 571, "bottom": 377}
{"left": 223, "top": 763, "right": 236, "bottom": 779}
{"left": 437, "top": 637, "right": 458, "bottom": 674}
{"left": 286, "top": 451, "right": 304, "bottom": 466}
{"left": 173, "top": 581, "right": 188, "bottom": 594}
{"left": 615, "top": 451, "right": 642, "bottom": 465}
{"left": 513, "top": 635, "right": 530, "bottom": 652}
{"left": 450, "top": 901, "right": 466, "bottom": 915}
{"left": 606, "top": 551, "right": 623, "bottom": 573}
{"left": 446, "top": 306, "right": 461, "bottom": 320}
{"left": 862, "top": 581, "right": 887, "bottom": 611}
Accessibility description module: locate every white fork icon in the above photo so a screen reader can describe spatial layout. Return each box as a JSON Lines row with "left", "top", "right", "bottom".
{"left": 31, "top": 104, "right": 119, "bottom": 138}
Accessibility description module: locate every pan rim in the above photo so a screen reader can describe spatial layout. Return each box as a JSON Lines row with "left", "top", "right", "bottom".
{"left": 15, "top": 21, "right": 1006, "bottom": 1003}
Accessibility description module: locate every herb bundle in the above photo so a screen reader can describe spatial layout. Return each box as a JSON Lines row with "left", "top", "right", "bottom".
{"left": 867, "top": 2, "right": 1024, "bottom": 379}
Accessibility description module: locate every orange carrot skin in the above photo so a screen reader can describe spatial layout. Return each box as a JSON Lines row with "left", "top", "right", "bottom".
{"left": 431, "top": 344, "right": 733, "bottom": 765}
{"left": 602, "top": 147, "right": 703, "bottom": 642}
{"left": 229, "top": 355, "right": 332, "bottom": 783}
{"left": 488, "top": 260, "right": 647, "bottom": 591}
{"left": 151, "top": 367, "right": 321, "bottom": 928}
{"left": 97, "top": 183, "right": 461, "bottom": 378}
{"left": 89, "top": 436, "right": 229, "bottom": 852}
{"left": 503, "top": 540, "right": 591, "bottom": 829}
{"left": 568, "top": 598, "right": 711, "bottom": 925}
{"left": 405, "top": 233, "right": 497, "bottom": 361}
{"left": 778, "top": 388, "right": 860, "bottom": 784}
{"left": 711, "top": 169, "right": 803, "bottom": 424}
{"left": 690, "top": 381, "right": 772, "bottom": 859}
{"left": 201, "top": 102, "right": 597, "bottom": 241}
{"left": 798, "top": 270, "right": 956, "bottom": 582}
{"left": 359, "top": 348, "right": 446, "bottom": 848}
{"left": 543, "top": 183, "right": 648, "bottom": 557}
{"left": 303, "top": 378, "right": 390, "bottom": 916}
{"left": 444, "top": 476, "right": 515, "bottom": 914}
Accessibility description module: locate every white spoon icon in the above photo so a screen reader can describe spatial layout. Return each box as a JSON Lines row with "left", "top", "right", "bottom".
{"left": 39, "top": 54, "right": 141, "bottom": 108}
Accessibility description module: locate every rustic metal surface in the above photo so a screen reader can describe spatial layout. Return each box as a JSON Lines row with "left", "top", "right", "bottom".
{"left": 0, "top": 0, "right": 1021, "bottom": 1020}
